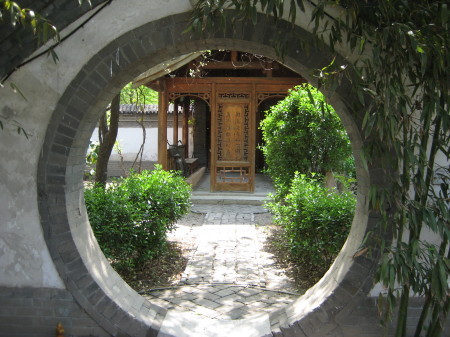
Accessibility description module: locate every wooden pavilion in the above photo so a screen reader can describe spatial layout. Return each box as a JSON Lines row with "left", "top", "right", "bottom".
{"left": 133, "top": 51, "right": 306, "bottom": 192}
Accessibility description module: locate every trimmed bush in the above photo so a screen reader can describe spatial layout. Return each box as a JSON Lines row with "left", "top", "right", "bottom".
{"left": 267, "top": 173, "right": 355, "bottom": 270}
{"left": 260, "top": 84, "right": 353, "bottom": 195}
{"left": 84, "top": 166, "right": 191, "bottom": 268}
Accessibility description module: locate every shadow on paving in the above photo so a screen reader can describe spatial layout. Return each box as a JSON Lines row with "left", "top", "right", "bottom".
{"left": 140, "top": 205, "right": 302, "bottom": 324}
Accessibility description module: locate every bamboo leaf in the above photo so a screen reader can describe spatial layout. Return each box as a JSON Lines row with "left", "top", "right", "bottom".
{"left": 305, "top": 87, "right": 315, "bottom": 106}
{"left": 17, "top": 126, "right": 29, "bottom": 139}
{"left": 251, "top": 5, "right": 257, "bottom": 25}
{"left": 389, "top": 264, "right": 395, "bottom": 289}
{"left": 353, "top": 247, "right": 368, "bottom": 258}
{"left": 10, "top": 83, "right": 27, "bottom": 101}
{"left": 289, "top": 0, "right": 296, "bottom": 23}
{"left": 296, "top": 0, "right": 305, "bottom": 12}
{"left": 438, "top": 260, "right": 447, "bottom": 299}
{"left": 49, "top": 48, "right": 59, "bottom": 63}
{"left": 360, "top": 149, "right": 369, "bottom": 173}
{"left": 431, "top": 266, "right": 441, "bottom": 299}
{"left": 356, "top": 88, "right": 365, "bottom": 105}
{"left": 441, "top": 3, "right": 448, "bottom": 26}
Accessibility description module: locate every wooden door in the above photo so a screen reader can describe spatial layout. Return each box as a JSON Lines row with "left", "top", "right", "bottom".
{"left": 211, "top": 86, "right": 254, "bottom": 192}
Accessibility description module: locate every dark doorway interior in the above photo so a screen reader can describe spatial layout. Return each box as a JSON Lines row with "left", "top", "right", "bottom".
{"left": 256, "top": 97, "right": 282, "bottom": 173}
{"left": 193, "top": 99, "right": 211, "bottom": 169}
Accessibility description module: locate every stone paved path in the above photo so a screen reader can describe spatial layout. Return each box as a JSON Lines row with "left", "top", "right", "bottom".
{"left": 142, "top": 204, "right": 300, "bottom": 336}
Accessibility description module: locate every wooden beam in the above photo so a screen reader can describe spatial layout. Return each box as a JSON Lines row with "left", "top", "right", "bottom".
{"left": 231, "top": 51, "right": 238, "bottom": 62}
{"left": 265, "top": 61, "right": 273, "bottom": 77}
{"left": 182, "top": 98, "right": 190, "bottom": 158}
{"left": 146, "top": 79, "right": 164, "bottom": 92}
{"left": 165, "top": 76, "right": 303, "bottom": 89}
{"left": 158, "top": 86, "right": 168, "bottom": 170}
{"left": 173, "top": 99, "right": 179, "bottom": 145}
{"left": 201, "top": 61, "right": 275, "bottom": 70}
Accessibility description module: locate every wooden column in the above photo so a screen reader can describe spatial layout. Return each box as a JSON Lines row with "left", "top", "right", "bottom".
{"left": 251, "top": 83, "right": 257, "bottom": 192}
{"left": 231, "top": 50, "right": 238, "bottom": 63}
{"left": 173, "top": 99, "right": 179, "bottom": 145}
{"left": 182, "top": 97, "right": 190, "bottom": 158}
{"left": 158, "top": 85, "right": 168, "bottom": 170}
{"left": 210, "top": 83, "right": 216, "bottom": 192}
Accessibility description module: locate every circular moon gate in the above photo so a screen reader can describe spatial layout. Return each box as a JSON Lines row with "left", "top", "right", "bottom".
{"left": 38, "top": 12, "right": 386, "bottom": 337}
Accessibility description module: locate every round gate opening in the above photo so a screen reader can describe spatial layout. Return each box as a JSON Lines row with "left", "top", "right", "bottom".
{"left": 38, "top": 12, "right": 380, "bottom": 337}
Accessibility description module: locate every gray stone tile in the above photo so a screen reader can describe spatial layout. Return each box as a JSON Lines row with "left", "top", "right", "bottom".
{"left": 149, "top": 200, "right": 299, "bottom": 325}
{"left": 194, "top": 298, "right": 221, "bottom": 309}
{"left": 220, "top": 307, "right": 248, "bottom": 319}
{"left": 214, "top": 288, "right": 236, "bottom": 297}
{"left": 236, "top": 288, "right": 261, "bottom": 297}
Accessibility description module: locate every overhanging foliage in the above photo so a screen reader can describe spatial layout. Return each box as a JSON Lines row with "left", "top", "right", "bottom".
{"left": 189, "top": 1, "right": 449, "bottom": 336}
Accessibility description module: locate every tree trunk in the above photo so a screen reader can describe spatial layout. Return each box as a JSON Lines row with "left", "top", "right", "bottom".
{"left": 95, "top": 94, "right": 120, "bottom": 186}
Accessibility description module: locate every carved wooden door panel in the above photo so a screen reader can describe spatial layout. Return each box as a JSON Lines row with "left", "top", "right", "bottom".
{"left": 211, "top": 87, "right": 254, "bottom": 192}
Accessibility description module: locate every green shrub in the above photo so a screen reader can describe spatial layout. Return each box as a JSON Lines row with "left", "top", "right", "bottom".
{"left": 84, "top": 166, "right": 191, "bottom": 268}
{"left": 260, "top": 84, "right": 352, "bottom": 195}
{"left": 267, "top": 173, "right": 355, "bottom": 271}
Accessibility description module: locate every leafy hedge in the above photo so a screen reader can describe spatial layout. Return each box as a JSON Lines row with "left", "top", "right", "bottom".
{"left": 84, "top": 167, "right": 191, "bottom": 268}
{"left": 260, "top": 84, "right": 353, "bottom": 196}
{"left": 268, "top": 174, "right": 355, "bottom": 270}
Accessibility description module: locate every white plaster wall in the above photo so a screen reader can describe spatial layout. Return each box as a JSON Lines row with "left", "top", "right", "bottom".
{"left": 0, "top": 0, "right": 193, "bottom": 288}
{"left": 0, "top": 0, "right": 346, "bottom": 289}
{"left": 90, "top": 127, "right": 184, "bottom": 162}
{"left": 0, "top": 0, "right": 445, "bottom": 293}
{"left": 89, "top": 125, "right": 195, "bottom": 162}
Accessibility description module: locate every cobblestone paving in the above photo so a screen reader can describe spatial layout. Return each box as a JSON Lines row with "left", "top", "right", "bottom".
{"left": 143, "top": 283, "right": 297, "bottom": 320}
{"left": 142, "top": 204, "right": 300, "bottom": 322}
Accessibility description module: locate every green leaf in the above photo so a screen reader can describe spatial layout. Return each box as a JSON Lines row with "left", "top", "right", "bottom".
{"left": 49, "top": 48, "right": 59, "bottom": 63}
{"left": 10, "top": 82, "right": 27, "bottom": 101}
{"left": 267, "top": 0, "right": 274, "bottom": 16}
{"left": 362, "top": 111, "right": 370, "bottom": 130}
{"left": 17, "top": 126, "right": 29, "bottom": 139}
{"left": 296, "top": 0, "right": 305, "bottom": 12}
{"left": 441, "top": 3, "right": 448, "bottom": 26}
{"left": 359, "top": 37, "right": 366, "bottom": 53}
{"left": 360, "top": 149, "right": 369, "bottom": 173}
{"left": 357, "top": 87, "right": 365, "bottom": 105}
{"left": 306, "top": 87, "right": 315, "bottom": 106}
{"left": 289, "top": 0, "right": 296, "bottom": 23}
{"left": 251, "top": 5, "right": 257, "bottom": 25}
{"left": 431, "top": 265, "right": 441, "bottom": 298}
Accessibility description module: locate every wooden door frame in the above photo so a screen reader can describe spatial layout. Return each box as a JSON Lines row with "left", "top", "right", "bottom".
{"left": 158, "top": 77, "right": 305, "bottom": 192}
{"left": 211, "top": 84, "right": 254, "bottom": 192}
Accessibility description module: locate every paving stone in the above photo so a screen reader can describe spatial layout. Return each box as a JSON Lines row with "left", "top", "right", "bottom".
{"left": 199, "top": 291, "right": 220, "bottom": 301}
{"left": 194, "top": 298, "right": 221, "bottom": 309}
{"left": 244, "top": 293, "right": 267, "bottom": 303}
{"left": 175, "top": 293, "right": 197, "bottom": 301}
{"left": 192, "top": 304, "right": 222, "bottom": 318}
{"left": 215, "top": 303, "right": 245, "bottom": 315}
{"left": 166, "top": 297, "right": 185, "bottom": 305}
{"left": 262, "top": 297, "right": 280, "bottom": 305}
{"left": 147, "top": 202, "right": 299, "bottom": 326}
{"left": 216, "top": 294, "right": 244, "bottom": 307}
{"left": 236, "top": 288, "right": 261, "bottom": 297}
{"left": 250, "top": 301, "right": 272, "bottom": 310}
{"left": 214, "top": 288, "right": 236, "bottom": 297}
{"left": 220, "top": 307, "right": 249, "bottom": 319}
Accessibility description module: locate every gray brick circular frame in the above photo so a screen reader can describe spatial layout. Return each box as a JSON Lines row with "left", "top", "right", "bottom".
{"left": 37, "top": 12, "right": 388, "bottom": 337}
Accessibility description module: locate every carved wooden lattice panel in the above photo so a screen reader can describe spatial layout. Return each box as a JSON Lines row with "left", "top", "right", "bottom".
{"left": 218, "top": 93, "right": 249, "bottom": 100}
{"left": 169, "top": 92, "right": 210, "bottom": 105}
{"left": 217, "top": 103, "right": 249, "bottom": 161}
{"left": 212, "top": 89, "right": 253, "bottom": 192}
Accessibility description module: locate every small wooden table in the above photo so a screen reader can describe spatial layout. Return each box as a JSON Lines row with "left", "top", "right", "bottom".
{"left": 185, "top": 158, "right": 199, "bottom": 176}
